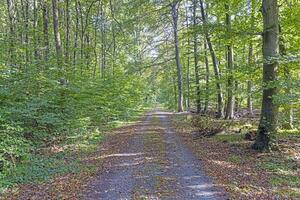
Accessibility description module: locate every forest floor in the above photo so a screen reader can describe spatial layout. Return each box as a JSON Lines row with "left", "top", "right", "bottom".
{"left": 172, "top": 113, "right": 300, "bottom": 199}
{"left": 1, "top": 110, "right": 299, "bottom": 199}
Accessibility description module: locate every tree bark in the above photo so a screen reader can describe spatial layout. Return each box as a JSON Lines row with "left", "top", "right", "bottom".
{"left": 100, "top": 1, "right": 106, "bottom": 78}
{"left": 253, "top": 0, "right": 279, "bottom": 151}
{"left": 247, "top": 0, "right": 255, "bottom": 116}
{"left": 73, "top": 0, "right": 79, "bottom": 70}
{"left": 171, "top": 2, "right": 184, "bottom": 112}
{"left": 185, "top": 4, "right": 191, "bottom": 111}
{"left": 6, "top": 0, "right": 16, "bottom": 67}
{"left": 20, "top": 0, "right": 29, "bottom": 64}
{"left": 279, "top": 25, "right": 293, "bottom": 129}
{"left": 109, "top": 0, "right": 117, "bottom": 76}
{"left": 247, "top": 79, "right": 253, "bottom": 115}
{"left": 42, "top": 0, "right": 49, "bottom": 61}
{"left": 52, "top": 0, "right": 63, "bottom": 67}
{"left": 199, "top": 0, "right": 224, "bottom": 118}
{"left": 204, "top": 40, "right": 210, "bottom": 113}
{"left": 33, "top": 0, "right": 39, "bottom": 59}
{"left": 193, "top": 0, "right": 201, "bottom": 113}
{"left": 65, "top": 0, "right": 70, "bottom": 65}
{"left": 225, "top": 3, "right": 235, "bottom": 119}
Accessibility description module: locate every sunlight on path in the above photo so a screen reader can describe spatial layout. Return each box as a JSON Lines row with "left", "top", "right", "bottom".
{"left": 84, "top": 111, "right": 228, "bottom": 200}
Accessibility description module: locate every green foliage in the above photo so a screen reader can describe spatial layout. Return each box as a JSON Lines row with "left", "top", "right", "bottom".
{"left": 0, "top": 68, "right": 147, "bottom": 177}
{"left": 1, "top": 153, "right": 80, "bottom": 187}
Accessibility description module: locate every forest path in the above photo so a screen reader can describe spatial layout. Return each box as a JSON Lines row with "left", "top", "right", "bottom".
{"left": 84, "top": 110, "right": 228, "bottom": 200}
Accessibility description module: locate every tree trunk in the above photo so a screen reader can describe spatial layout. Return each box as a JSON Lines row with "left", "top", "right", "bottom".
{"left": 6, "top": 0, "right": 16, "bottom": 67}
{"left": 199, "top": 0, "right": 224, "bottom": 118}
{"left": 73, "top": 0, "right": 79, "bottom": 70}
{"left": 225, "top": 3, "right": 235, "bottom": 119}
{"left": 247, "top": 79, "right": 253, "bottom": 115}
{"left": 65, "top": 0, "right": 70, "bottom": 65}
{"left": 279, "top": 25, "right": 293, "bottom": 129}
{"left": 42, "top": 0, "right": 49, "bottom": 61}
{"left": 234, "top": 81, "right": 239, "bottom": 112}
{"left": 193, "top": 0, "right": 201, "bottom": 113}
{"left": 185, "top": 5, "right": 191, "bottom": 111}
{"left": 171, "top": 2, "right": 184, "bottom": 112}
{"left": 253, "top": 0, "right": 279, "bottom": 151}
{"left": 247, "top": 44, "right": 254, "bottom": 115}
{"left": 101, "top": 1, "right": 106, "bottom": 78}
{"left": 282, "top": 67, "right": 293, "bottom": 129}
{"left": 33, "top": 0, "right": 39, "bottom": 59}
{"left": 247, "top": 0, "right": 255, "bottom": 116}
{"left": 79, "top": 1, "right": 84, "bottom": 74}
{"left": 110, "top": 0, "right": 117, "bottom": 76}
{"left": 93, "top": 1, "right": 101, "bottom": 77}
{"left": 20, "top": 0, "right": 29, "bottom": 64}
{"left": 52, "top": 0, "right": 63, "bottom": 67}
{"left": 204, "top": 40, "right": 210, "bottom": 113}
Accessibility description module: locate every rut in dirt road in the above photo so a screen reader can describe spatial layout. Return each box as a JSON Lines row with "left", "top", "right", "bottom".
{"left": 84, "top": 111, "right": 228, "bottom": 200}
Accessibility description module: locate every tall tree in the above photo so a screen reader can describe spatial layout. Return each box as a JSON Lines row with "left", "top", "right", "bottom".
{"left": 33, "top": 0, "right": 38, "bottom": 59}
{"left": 204, "top": 40, "right": 210, "bottom": 113}
{"left": 279, "top": 25, "right": 293, "bottom": 129}
{"left": 252, "top": 0, "right": 279, "bottom": 151}
{"left": 52, "top": 0, "right": 63, "bottom": 67}
{"left": 73, "top": 0, "right": 79, "bottom": 70}
{"left": 185, "top": 4, "right": 191, "bottom": 111}
{"left": 171, "top": 1, "right": 184, "bottom": 112}
{"left": 65, "top": 0, "right": 70, "bottom": 65}
{"left": 199, "top": 0, "right": 224, "bottom": 118}
{"left": 225, "top": 3, "right": 235, "bottom": 119}
{"left": 6, "top": 0, "right": 16, "bottom": 67}
{"left": 247, "top": 0, "right": 255, "bottom": 116}
{"left": 42, "top": 0, "right": 49, "bottom": 61}
{"left": 193, "top": 0, "right": 201, "bottom": 113}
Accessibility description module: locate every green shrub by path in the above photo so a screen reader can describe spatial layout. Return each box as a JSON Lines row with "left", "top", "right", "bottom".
{"left": 0, "top": 68, "right": 149, "bottom": 193}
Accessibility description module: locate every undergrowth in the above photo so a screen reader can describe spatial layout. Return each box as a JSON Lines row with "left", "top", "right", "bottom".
{"left": 0, "top": 107, "right": 149, "bottom": 194}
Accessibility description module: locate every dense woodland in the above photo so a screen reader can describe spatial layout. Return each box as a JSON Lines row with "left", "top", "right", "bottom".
{"left": 0, "top": 0, "right": 300, "bottom": 197}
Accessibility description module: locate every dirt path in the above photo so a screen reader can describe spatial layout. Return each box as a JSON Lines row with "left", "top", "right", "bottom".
{"left": 84, "top": 111, "right": 228, "bottom": 200}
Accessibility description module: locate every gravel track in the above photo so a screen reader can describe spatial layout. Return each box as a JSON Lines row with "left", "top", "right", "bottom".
{"left": 84, "top": 111, "right": 228, "bottom": 200}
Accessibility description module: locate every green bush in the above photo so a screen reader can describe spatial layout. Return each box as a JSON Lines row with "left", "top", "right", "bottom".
{"left": 0, "top": 69, "right": 147, "bottom": 176}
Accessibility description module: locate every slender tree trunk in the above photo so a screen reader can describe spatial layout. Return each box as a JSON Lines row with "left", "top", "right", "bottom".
{"left": 225, "top": 3, "right": 235, "bottom": 119}
{"left": 65, "top": 0, "right": 70, "bottom": 65}
{"left": 247, "top": 43, "right": 254, "bottom": 115}
{"left": 204, "top": 40, "right": 210, "bottom": 113}
{"left": 193, "top": 0, "right": 201, "bottom": 113}
{"left": 85, "top": 33, "right": 90, "bottom": 69}
{"left": 185, "top": 5, "right": 191, "bottom": 111}
{"left": 110, "top": 0, "right": 116, "bottom": 76}
{"left": 199, "top": 0, "right": 224, "bottom": 118}
{"left": 33, "top": 0, "right": 38, "bottom": 59}
{"left": 234, "top": 81, "right": 239, "bottom": 112}
{"left": 42, "top": 0, "right": 49, "bottom": 61}
{"left": 171, "top": 2, "right": 184, "bottom": 112}
{"left": 173, "top": 75, "right": 178, "bottom": 111}
{"left": 93, "top": 2, "right": 101, "bottom": 77}
{"left": 73, "top": 0, "right": 79, "bottom": 70}
{"left": 253, "top": 0, "right": 279, "bottom": 151}
{"left": 52, "top": 0, "right": 63, "bottom": 67}
{"left": 101, "top": 1, "right": 106, "bottom": 78}
{"left": 79, "top": 1, "right": 84, "bottom": 74}
{"left": 279, "top": 25, "right": 293, "bottom": 129}
{"left": 20, "top": 0, "right": 29, "bottom": 64}
{"left": 282, "top": 67, "right": 293, "bottom": 129}
{"left": 6, "top": 0, "right": 16, "bottom": 67}
{"left": 247, "top": 0, "right": 255, "bottom": 116}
